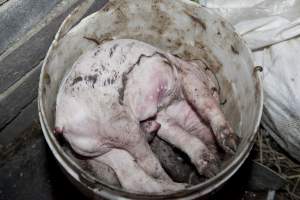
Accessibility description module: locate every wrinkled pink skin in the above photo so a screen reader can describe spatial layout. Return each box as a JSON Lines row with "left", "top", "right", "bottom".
{"left": 55, "top": 39, "right": 238, "bottom": 193}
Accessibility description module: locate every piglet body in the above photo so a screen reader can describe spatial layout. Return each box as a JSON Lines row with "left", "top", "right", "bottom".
{"left": 55, "top": 39, "right": 238, "bottom": 193}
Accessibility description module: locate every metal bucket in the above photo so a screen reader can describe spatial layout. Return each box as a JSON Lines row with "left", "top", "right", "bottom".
{"left": 38, "top": 0, "right": 263, "bottom": 199}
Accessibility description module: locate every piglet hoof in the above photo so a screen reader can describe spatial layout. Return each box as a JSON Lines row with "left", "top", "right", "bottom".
{"left": 202, "top": 160, "right": 220, "bottom": 178}
{"left": 193, "top": 149, "right": 220, "bottom": 178}
{"left": 216, "top": 125, "right": 240, "bottom": 155}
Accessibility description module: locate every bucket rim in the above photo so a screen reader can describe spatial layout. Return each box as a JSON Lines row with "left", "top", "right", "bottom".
{"left": 37, "top": 0, "right": 264, "bottom": 199}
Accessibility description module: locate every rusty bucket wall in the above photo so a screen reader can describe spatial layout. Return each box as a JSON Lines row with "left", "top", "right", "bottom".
{"left": 38, "top": 0, "right": 263, "bottom": 199}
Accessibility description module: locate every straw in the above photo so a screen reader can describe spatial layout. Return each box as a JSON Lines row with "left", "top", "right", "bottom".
{"left": 253, "top": 129, "right": 300, "bottom": 200}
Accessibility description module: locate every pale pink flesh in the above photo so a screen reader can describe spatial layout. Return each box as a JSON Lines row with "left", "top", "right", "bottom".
{"left": 55, "top": 39, "right": 238, "bottom": 193}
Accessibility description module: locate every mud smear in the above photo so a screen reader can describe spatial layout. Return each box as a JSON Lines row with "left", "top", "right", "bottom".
{"left": 184, "top": 11, "right": 207, "bottom": 30}
{"left": 71, "top": 76, "right": 83, "bottom": 86}
{"left": 219, "top": 78, "right": 241, "bottom": 135}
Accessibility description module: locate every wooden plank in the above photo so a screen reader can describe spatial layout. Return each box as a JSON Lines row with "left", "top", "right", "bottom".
{"left": 0, "top": 63, "right": 41, "bottom": 130}
{"left": 0, "top": 0, "right": 60, "bottom": 54}
{"left": 0, "top": 98, "right": 38, "bottom": 147}
{"left": 0, "top": 0, "right": 108, "bottom": 146}
{"left": 0, "top": 0, "right": 84, "bottom": 93}
{"left": 0, "top": 0, "right": 108, "bottom": 94}
{"left": 245, "top": 161, "right": 287, "bottom": 191}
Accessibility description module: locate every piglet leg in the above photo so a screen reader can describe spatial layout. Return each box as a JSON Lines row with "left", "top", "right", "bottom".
{"left": 179, "top": 62, "right": 238, "bottom": 154}
{"left": 156, "top": 110, "right": 219, "bottom": 177}
{"left": 96, "top": 149, "right": 186, "bottom": 193}
{"left": 126, "top": 135, "right": 174, "bottom": 182}
{"left": 164, "top": 101, "right": 219, "bottom": 155}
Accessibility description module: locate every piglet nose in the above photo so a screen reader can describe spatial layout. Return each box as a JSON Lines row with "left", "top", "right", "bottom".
{"left": 53, "top": 127, "right": 63, "bottom": 135}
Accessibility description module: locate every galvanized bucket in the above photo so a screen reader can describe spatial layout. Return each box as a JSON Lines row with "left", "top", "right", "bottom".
{"left": 38, "top": 0, "right": 263, "bottom": 199}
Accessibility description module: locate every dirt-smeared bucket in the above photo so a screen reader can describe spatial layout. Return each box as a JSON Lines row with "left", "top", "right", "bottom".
{"left": 38, "top": 0, "right": 263, "bottom": 199}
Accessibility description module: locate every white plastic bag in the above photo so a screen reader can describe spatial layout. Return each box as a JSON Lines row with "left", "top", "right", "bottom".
{"left": 258, "top": 38, "right": 300, "bottom": 161}
{"left": 200, "top": 0, "right": 300, "bottom": 161}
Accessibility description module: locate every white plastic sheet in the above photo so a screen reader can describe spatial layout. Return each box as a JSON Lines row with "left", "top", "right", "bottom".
{"left": 198, "top": 0, "right": 300, "bottom": 161}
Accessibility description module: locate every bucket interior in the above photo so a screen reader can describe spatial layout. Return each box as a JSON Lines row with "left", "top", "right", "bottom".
{"left": 39, "top": 0, "right": 263, "bottom": 197}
